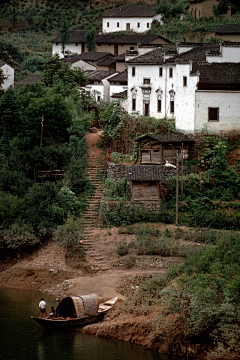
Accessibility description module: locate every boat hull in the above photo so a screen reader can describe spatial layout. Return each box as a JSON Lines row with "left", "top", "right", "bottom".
{"left": 31, "top": 312, "right": 105, "bottom": 329}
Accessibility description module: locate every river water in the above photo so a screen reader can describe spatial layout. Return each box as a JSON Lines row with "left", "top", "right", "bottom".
{"left": 0, "top": 288, "right": 173, "bottom": 360}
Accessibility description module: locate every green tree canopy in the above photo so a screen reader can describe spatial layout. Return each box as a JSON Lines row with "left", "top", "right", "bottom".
{"left": 59, "top": 17, "right": 70, "bottom": 57}
{"left": 155, "top": 0, "right": 188, "bottom": 22}
{"left": 85, "top": 28, "right": 97, "bottom": 52}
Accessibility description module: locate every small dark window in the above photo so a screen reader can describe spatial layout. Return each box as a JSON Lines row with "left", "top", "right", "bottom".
{"left": 183, "top": 76, "right": 187, "bottom": 86}
{"left": 107, "top": 22, "right": 109, "bottom": 27}
{"left": 97, "top": 96, "right": 101, "bottom": 102}
{"left": 157, "top": 99, "right": 162, "bottom": 112}
{"left": 208, "top": 107, "right": 219, "bottom": 121}
{"left": 130, "top": 46, "right": 134, "bottom": 50}
{"left": 159, "top": 67, "right": 163, "bottom": 77}
{"left": 169, "top": 68, "right": 173, "bottom": 78}
{"left": 143, "top": 78, "right": 150, "bottom": 84}
{"left": 170, "top": 100, "right": 174, "bottom": 114}
{"left": 137, "top": 23, "right": 140, "bottom": 28}
{"left": 132, "top": 67, "right": 135, "bottom": 76}
{"left": 98, "top": 43, "right": 101, "bottom": 46}
{"left": 132, "top": 98, "right": 136, "bottom": 111}
{"left": 147, "top": 23, "right": 149, "bottom": 28}
{"left": 75, "top": 43, "right": 78, "bottom": 46}
{"left": 126, "top": 23, "right": 130, "bottom": 30}
{"left": 117, "top": 22, "right": 119, "bottom": 27}
{"left": 56, "top": 42, "right": 58, "bottom": 45}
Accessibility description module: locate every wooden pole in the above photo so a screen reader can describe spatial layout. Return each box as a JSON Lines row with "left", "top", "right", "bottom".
{"left": 181, "top": 142, "right": 183, "bottom": 196}
{"left": 40, "top": 115, "right": 44, "bottom": 149}
{"left": 176, "top": 151, "right": 179, "bottom": 225}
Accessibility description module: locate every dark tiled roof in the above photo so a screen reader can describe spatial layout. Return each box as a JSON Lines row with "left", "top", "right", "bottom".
{"left": 214, "top": 24, "right": 240, "bottom": 34}
{"left": 103, "top": 5, "right": 156, "bottom": 18}
{"left": 135, "top": 133, "right": 192, "bottom": 143}
{"left": 0, "top": 61, "right": 7, "bottom": 67}
{"left": 51, "top": 30, "right": 86, "bottom": 43}
{"left": 114, "top": 53, "right": 126, "bottom": 61}
{"left": 166, "top": 43, "right": 219, "bottom": 64}
{"left": 125, "top": 165, "right": 164, "bottom": 181}
{"left": 193, "top": 62, "right": 240, "bottom": 85}
{"left": 111, "top": 90, "right": 128, "bottom": 99}
{"left": 15, "top": 75, "right": 41, "bottom": 86}
{"left": 96, "top": 34, "right": 169, "bottom": 44}
{"left": 127, "top": 47, "right": 165, "bottom": 64}
{"left": 85, "top": 70, "right": 118, "bottom": 81}
{"left": 127, "top": 44, "right": 177, "bottom": 64}
{"left": 97, "top": 57, "right": 116, "bottom": 66}
{"left": 52, "top": 32, "right": 171, "bottom": 45}
{"left": 108, "top": 70, "right": 127, "bottom": 83}
{"left": 62, "top": 52, "right": 113, "bottom": 63}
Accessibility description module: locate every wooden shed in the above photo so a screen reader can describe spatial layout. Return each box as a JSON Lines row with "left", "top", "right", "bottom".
{"left": 135, "top": 133, "right": 193, "bottom": 166}
{"left": 125, "top": 165, "right": 164, "bottom": 202}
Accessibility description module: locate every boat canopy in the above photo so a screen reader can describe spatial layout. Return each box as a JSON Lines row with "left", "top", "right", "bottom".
{"left": 56, "top": 294, "right": 99, "bottom": 318}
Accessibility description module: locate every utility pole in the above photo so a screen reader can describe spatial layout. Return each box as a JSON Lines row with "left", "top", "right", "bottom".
{"left": 176, "top": 151, "right": 179, "bottom": 225}
{"left": 40, "top": 115, "right": 44, "bottom": 149}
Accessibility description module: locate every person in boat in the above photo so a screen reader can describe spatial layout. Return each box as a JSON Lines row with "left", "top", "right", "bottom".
{"left": 39, "top": 298, "right": 47, "bottom": 319}
{"left": 48, "top": 306, "right": 56, "bottom": 319}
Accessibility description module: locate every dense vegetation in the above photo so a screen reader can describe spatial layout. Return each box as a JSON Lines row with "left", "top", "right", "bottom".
{"left": 0, "top": 55, "right": 93, "bottom": 257}
{"left": 115, "top": 225, "right": 240, "bottom": 358}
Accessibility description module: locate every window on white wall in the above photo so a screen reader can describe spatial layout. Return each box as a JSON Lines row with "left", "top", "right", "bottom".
{"left": 170, "top": 100, "right": 174, "bottom": 114}
{"left": 132, "top": 67, "right": 135, "bottom": 76}
{"left": 183, "top": 76, "right": 187, "bottom": 86}
{"left": 208, "top": 107, "right": 219, "bottom": 121}
{"left": 107, "top": 22, "right": 109, "bottom": 27}
{"left": 157, "top": 97, "right": 162, "bottom": 112}
{"left": 159, "top": 67, "right": 163, "bottom": 77}
{"left": 137, "top": 23, "right": 140, "bottom": 28}
{"left": 117, "top": 22, "right": 119, "bottom": 27}
{"left": 143, "top": 78, "right": 150, "bottom": 85}
{"left": 169, "top": 68, "right": 173, "bottom": 78}
{"left": 132, "top": 95, "right": 136, "bottom": 111}
{"left": 147, "top": 23, "right": 150, "bottom": 28}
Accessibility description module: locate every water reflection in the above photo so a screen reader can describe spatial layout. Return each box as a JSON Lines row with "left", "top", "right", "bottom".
{"left": 0, "top": 288, "right": 170, "bottom": 360}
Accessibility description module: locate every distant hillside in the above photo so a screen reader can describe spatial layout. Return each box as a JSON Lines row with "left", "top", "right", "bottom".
{"left": 0, "top": 0, "right": 240, "bottom": 60}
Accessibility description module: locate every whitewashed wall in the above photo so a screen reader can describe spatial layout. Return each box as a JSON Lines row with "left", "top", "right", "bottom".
{"left": 102, "top": 14, "right": 162, "bottom": 33}
{"left": 207, "top": 44, "right": 240, "bottom": 63}
{"left": 71, "top": 60, "right": 96, "bottom": 71}
{"left": 174, "top": 63, "right": 198, "bottom": 133}
{"left": 195, "top": 91, "right": 240, "bottom": 133}
{"left": 52, "top": 43, "right": 83, "bottom": 58}
{"left": 109, "top": 84, "right": 128, "bottom": 98}
{"left": 1, "top": 64, "right": 14, "bottom": 90}
{"left": 85, "top": 84, "right": 104, "bottom": 102}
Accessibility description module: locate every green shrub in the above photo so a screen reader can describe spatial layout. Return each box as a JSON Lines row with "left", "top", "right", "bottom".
{"left": 116, "top": 239, "right": 129, "bottom": 256}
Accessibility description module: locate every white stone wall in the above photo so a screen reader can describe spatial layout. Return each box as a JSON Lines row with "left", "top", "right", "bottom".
{"left": 174, "top": 63, "right": 198, "bottom": 133}
{"left": 52, "top": 43, "right": 83, "bottom": 58}
{"left": 102, "top": 14, "right": 162, "bottom": 33}
{"left": 85, "top": 84, "right": 104, "bottom": 102}
{"left": 110, "top": 84, "right": 128, "bottom": 98}
{"left": 71, "top": 60, "right": 96, "bottom": 71}
{"left": 195, "top": 91, "right": 240, "bottom": 133}
{"left": 207, "top": 45, "right": 240, "bottom": 63}
{"left": 1, "top": 64, "right": 14, "bottom": 90}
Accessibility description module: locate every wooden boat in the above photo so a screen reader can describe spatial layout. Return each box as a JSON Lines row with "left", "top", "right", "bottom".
{"left": 31, "top": 294, "right": 117, "bottom": 329}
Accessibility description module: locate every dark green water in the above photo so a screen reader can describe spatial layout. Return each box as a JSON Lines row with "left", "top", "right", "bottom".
{"left": 0, "top": 288, "right": 173, "bottom": 360}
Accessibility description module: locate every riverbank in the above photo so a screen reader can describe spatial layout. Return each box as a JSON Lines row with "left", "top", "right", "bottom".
{"left": 0, "top": 223, "right": 210, "bottom": 359}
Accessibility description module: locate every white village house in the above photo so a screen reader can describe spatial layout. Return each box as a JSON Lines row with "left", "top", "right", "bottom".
{"left": 102, "top": 5, "right": 163, "bottom": 34}
{"left": 123, "top": 42, "right": 240, "bottom": 133}
{"left": 84, "top": 70, "right": 118, "bottom": 102}
{"left": 0, "top": 61, "right": 14, "bottom": 90}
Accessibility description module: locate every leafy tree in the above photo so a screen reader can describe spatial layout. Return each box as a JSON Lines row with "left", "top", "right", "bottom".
{"left": 155, "top": 0, "right": 188, "bottom": 22}
{"left": 23, "top": 94, "right": 72, "bottom": 146}
{"left": 0, "top": 88, "right": 22, "bottom": 165}
{"left": 85, "top": 28, "right": 97, "bottom": 52}
{"left": 42, "top": 55, "right": 88, "bottom": 90}
{"left": 213, "top": 0, "right": 230, "bottom": 16}
{"left": 59, "top": 17, "right": 70, "bottom": 57}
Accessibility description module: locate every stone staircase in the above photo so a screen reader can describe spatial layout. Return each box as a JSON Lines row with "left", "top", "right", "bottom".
{"left": 80, "top": 155, "right": 110, "bottom": 271}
